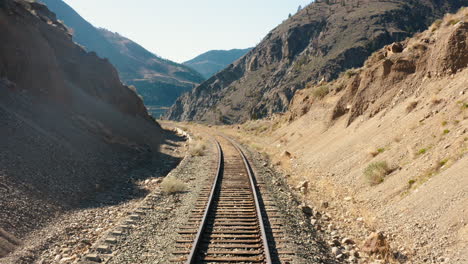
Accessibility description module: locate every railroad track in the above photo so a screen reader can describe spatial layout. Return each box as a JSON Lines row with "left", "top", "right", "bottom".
{"left": 172, "top": 135, "right": 294, "bottom": 264}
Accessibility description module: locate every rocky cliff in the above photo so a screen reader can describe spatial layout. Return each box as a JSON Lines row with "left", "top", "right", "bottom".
{"left": 39, "top": 0, "right": 205, "bottom": 110}
{"left": 166, "top": 0, "right": 466, "bottom": 124}
{"left": 0, "top": 0, "right": 166, "bottom": 257}
{"left": 229, "top": 8, "right": 467, "bottom": 262}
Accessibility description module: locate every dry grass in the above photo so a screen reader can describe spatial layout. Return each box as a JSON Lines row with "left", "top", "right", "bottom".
{"left": 431, "top": 19, "right": 443, "bottom": 32}
{"left": 312, "top": 85, "right": 330, "bottom": 99}
{"left": 364, "top": 161, "right": 391, "bottom": 185}
{"left": 160, "top": 176, "right": 186, "bottom": 194}
{"left": 345, "top": 68, "right": 358, "bottom": 78}
{"left": 369, "top": 147, "right": 385, "bottom": 157}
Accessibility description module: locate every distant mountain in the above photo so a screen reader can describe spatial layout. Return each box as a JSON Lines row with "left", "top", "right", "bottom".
{"left": 39, "top": 0, "right": 205, "bottom": 114}
{"left": 184, "top": 48, "right": 252, "bottom": 79}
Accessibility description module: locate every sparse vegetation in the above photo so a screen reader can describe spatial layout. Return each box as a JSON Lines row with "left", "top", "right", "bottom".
{"left": 408, "top": 179, "right": 416, "bottom": 187}
{"left": 439, "top": 159, "right": 449, "bottom": 167}
{"left": 443, "top": 129, "right": 450, "bottom": 134}
{"left": 160, "top": 176, "right": 186, "bottom": 194}
{"left": 447, "top": 18, "right": 460, "bottom": 25}
{"left": 431, "top": 19, "right": 442, "bottom": 31}
{"left": 369, "top": 147, "right": 386, "bottom": 157}
{"left": 418, "top": 148, "right": 427, "bottom": 155}
{"left": 190, "top": 142, "right": 207, "bottom": 156}
{"left": 441, "top": 121, "right": 448, "bottom": 126}
{"left": 431, "top": 97, "right": 443, "bottom": 105}
{"left": 335, "top": 82, "right": 346, "bottom": 92}
{"left": 364, "top": 161, "right": 391, "bottom": 185}
{"left": 312, "top": 85, "right": 330, "bottom": 99}
{"left": 345, "top": 68, "right": 358, "bottom": 78}
{"left": 406, "top": 101, "right": 418, "bottom": 113}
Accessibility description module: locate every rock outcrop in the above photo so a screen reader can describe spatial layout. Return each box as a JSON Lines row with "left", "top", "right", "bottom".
{"left": 166, "top": 0, "right": 466, "bottom": 124}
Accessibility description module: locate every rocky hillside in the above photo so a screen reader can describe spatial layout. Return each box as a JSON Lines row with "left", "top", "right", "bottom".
{"left": 0, "top": 0, "right": 166, "bottom": 257}
{"left": 166, "top": 0, "right": 466, "bottom": 124}
{"left": 226, "top": 8, "right": 467, "bottom": 263}
{"left": 39, "top": 0, "right": 205, "bottom": 110}
{"left": 184, "top": 48, "right": 252, "bottom": 79}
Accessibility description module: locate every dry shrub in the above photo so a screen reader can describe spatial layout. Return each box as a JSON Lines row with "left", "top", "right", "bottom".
{"left": 190, "top": 142, "right": 206, "bottom": 156}
{"left": 364, "top": 161, "right": 391, "bottom": 185}
{"left": 431, "top": 97, "right": 443, "bottom": 105}
{"left": 345, "top": 68, "right": 358, "bottom": 78}
{"left": 406, "top": 101, "right": 418, "bottom": 113}
{"left": 369, "top": 148, "right": 385, "bottom": 157}
{"left": 369, "top": 149, "right": 379, "bottom": 157}
{"left": 313, "top": 85, "right": 329, "bottom": 99}
{"left": 431, "top": 19, "right": 442, "bottom": 32}
{"left": 161, "top": 177, "right": 186, "bottom": 194}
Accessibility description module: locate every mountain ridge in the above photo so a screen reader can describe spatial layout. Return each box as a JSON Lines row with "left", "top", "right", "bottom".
{"left": 166, "top": 0, "right": 466, "bottom": 124}
{"left": 183, "top": 48, "right": 252, "bottom": 79}
{"left": 39, "top": 0, "right": 205, "bottom": 111}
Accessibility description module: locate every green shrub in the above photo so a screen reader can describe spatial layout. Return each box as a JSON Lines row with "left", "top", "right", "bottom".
{"left": 443, "top": 129, "right": 450, "bottom": 134}
{"left": 364, "top": 161, "right": 391, "bottom": 185}
{"left": 418, "top": 148, "right": 427, "bottom": 155}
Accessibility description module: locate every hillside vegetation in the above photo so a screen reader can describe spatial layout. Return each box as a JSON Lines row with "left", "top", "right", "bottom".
{"left": 223, "top": 8, "right": 468, "bottom": 263}
{"left": 166, "top": 0, "right": 465, "bottom": 124}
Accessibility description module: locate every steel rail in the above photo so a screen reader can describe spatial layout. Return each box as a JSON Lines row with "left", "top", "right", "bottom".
{"left": 225, "top": 136, "right": 273, "bottom": 264}
{"left": 185, "top": 139, "right": 223, "bottom": 264}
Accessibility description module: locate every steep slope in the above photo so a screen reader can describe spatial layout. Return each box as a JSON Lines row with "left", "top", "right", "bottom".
{"left": 39, "top": 0, "right": 204, "bottom": 111}
{"left": 166, "top": 0, "right": 466, "bottom": 124}
{"left": 225, "top": 9, "right": 468, "bottom": 263}
{"left": 0, "top": 0, "right": 166, "bottom": 257}
{"left": 184, "top": 48, "right": 252, "bottom": 79}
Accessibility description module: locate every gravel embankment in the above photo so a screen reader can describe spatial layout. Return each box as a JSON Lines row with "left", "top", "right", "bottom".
{"left": 106, "top": 139, "right": 215, "bottom": 264}
{"left": 1, "top": 131, "right": 187, "bottom": 264}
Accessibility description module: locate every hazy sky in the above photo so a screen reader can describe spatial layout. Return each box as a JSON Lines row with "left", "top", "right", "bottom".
{"left": 62, "top": 0, "right": 312, "bottom": 63}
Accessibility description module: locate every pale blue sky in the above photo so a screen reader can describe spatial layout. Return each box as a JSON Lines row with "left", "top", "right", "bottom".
{"left": 62, "top": 0, "right": 313, "bottom": 63}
